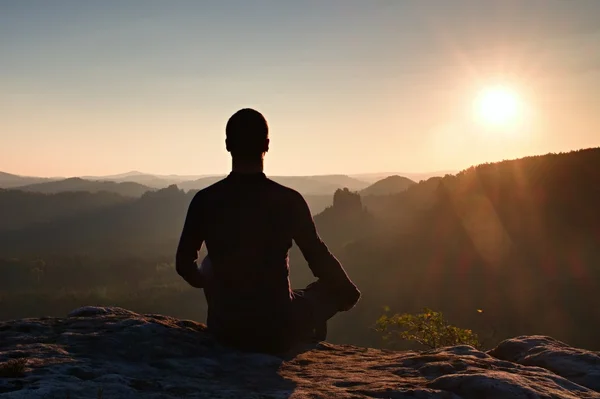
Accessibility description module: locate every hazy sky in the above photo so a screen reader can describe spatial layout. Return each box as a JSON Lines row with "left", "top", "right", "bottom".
{"left": 2, "top": 1, "right": 600, "bottom": 177}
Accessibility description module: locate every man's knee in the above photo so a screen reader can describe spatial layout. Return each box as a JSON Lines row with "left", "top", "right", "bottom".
{"left": 300, "top": 280, "right": 341, "bottom": 322}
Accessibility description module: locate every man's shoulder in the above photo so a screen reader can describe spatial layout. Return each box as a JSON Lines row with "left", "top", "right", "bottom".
{"left": 267, "top": 177, "right": 302, "bottom": 198}
{"left": 264, "top": 177, "right": 304, "bottom": 201}
{"left": 190, "top": 177, "right": 229, "bottom": 202}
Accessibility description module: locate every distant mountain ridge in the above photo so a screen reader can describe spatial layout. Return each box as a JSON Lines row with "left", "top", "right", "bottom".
{"left": 1, "top": 171, "right": 374, "bottom": 195}
{"left": 81, "top": 171, "right": 206, "bottom": 189}
{"left": 0, "top": 171, "right": 56, "bottom": 188}
{"left": 80, "top": 172, "right": 373, "bottom": 193}
{"left": 350, "top": 170, "right": 455, "bottom": 184}
{"left": 1, "top": 169, "right": 444, "bottom": 196}
{"left": 15, "top": 178, "right": 153, "bottom": 197}
{"left": 360, "top": 175, "right": 416, "bottom": 196}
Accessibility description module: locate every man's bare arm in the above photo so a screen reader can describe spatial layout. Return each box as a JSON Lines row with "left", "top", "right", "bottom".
{"left": 292, "top": 192, "right": 360, "bottom": 311}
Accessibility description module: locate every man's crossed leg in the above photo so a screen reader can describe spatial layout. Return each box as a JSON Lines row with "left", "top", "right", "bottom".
{"left": 199, "top": 255, "right": 339, "bottom": 349}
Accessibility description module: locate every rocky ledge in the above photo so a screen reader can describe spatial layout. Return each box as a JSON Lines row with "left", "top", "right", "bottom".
{"left": 1, "top": 307, "right": 599, "bottom": 399}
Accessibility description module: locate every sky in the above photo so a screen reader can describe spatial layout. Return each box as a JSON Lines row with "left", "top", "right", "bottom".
{"left": 1, "top": 0, "right": 600, "bottom": 177}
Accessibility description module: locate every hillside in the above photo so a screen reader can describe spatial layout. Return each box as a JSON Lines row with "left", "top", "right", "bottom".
{"left": 0, "top": 171, "right": 56, "bottom": 189}
{"left": 292, "top": 148, "right": 600, "bottom": 349}
{"left": 350, "top": 171, "right": 453, "bottom": 184}
{"left": 0, "top": 189, "right": 133, "bottom": 233}
{"left": 302, "top": 194, "right": 334, "bottom": 214}
{"left": 1, "top": 307, "right": 599, "bottom": 398}
{"left": 15, "top": 177, "right": 153, "bottom": 197}
{"left": 298, "top": 174, "right": 369, "bottom": 191}
{"left": 360, "top": 175, "right": 416, "bottom": 196}
{"left": 0, "top": 185, "right": 193, "bottom": 257}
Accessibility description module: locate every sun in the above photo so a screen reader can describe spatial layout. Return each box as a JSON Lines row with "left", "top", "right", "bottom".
{"left": 474, "top": 86, "right": 521, "bottom": 126}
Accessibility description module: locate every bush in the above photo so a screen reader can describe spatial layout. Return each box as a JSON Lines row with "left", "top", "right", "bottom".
{"left": 375, "top": 307, "right": 481, "bottom": 350}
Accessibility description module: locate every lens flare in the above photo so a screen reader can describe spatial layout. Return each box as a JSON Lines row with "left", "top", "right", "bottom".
{"left": 475, "top": 86, "right": 521, "bottom": 126}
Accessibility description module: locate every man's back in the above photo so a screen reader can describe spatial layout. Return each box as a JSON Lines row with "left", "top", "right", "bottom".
{"left": 193, "top": 173, "right": 299, "bottom": 331}
{"left": 175, "top": 109, "right": 360, "bottom": 353}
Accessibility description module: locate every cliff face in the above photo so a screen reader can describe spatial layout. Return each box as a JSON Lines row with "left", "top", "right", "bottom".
{"left": 1, "top": 307, "right": 599, "bottom": 399}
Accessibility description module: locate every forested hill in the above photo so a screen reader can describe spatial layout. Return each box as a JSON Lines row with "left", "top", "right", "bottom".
{"left": 0, "top": 185, "right": 193, "bottom": 257}
{"left": 360, "top": 175, "right": 416, "bottom": 196}
{"left": 0, "top": 171, "right": 54, "bottom": 188}
{"left": 303, "top": 147, "right": 600, "bottom": 348}
{"left": 15, "top": 177, "right": 153, "bottom": 197}
{"left": 0, "top": 189, "right": 134, "bottom": 233}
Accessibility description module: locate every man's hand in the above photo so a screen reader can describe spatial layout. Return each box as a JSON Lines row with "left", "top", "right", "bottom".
{"left": 292, "top": 192, "right": 360, "bottom": 312}
{"left": 336, "top": 282, "right": 361, "bottom": 311}
{"left": 320, "top": 278, "right": 361, "bottom": 311}
{"left": 182, "top": 267, "right": 204, "bottom": 289}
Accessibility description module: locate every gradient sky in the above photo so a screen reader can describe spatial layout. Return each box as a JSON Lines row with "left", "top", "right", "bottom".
{"left": 2, "top": 0, "right": 600, "bottom": 177}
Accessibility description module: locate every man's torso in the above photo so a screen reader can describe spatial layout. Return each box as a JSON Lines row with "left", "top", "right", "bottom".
{"left": 194, "top": 173, "right": 302, "bottom": 343}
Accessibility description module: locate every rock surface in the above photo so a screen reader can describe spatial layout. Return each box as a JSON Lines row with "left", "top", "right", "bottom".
{"left": 0, "top": 307, "right": 598, "bottom": 398}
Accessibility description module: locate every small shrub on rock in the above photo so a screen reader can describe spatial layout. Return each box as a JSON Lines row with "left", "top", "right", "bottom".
{"left": 376, "top": 307, "right": 481, "bottom": 350}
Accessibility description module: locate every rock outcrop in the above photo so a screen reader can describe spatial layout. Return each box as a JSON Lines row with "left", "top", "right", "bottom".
{"left": 1, "top": 307, "right": 599, "bottom": 398}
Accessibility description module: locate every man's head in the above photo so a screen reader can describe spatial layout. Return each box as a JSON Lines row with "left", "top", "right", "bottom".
{"left": 226, "top": 108, "right": 269, "bottom": 161}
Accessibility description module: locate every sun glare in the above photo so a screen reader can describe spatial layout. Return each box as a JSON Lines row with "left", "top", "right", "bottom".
{"left": 475, "top": 86, "right": 521, "bottom": 126}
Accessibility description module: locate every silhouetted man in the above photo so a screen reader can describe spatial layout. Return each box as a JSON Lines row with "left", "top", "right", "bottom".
{"left": 176, "top": 108, "right": 360, "bottom": 353}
